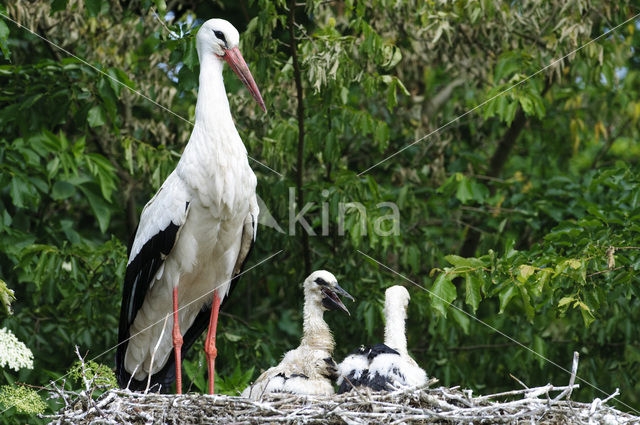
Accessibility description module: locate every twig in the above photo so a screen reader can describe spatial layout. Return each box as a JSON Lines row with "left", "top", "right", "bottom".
{"left": 146, "top": 314, "right": 170, "bottom": 393}
{"left": 510, "top": 373, "right": 529, "bottom": 389}
{"left": 555, "top": 351, "right": 579, "bottom": 401}
{"left": 150, "top": 7, "right": 179, "bottom": 38}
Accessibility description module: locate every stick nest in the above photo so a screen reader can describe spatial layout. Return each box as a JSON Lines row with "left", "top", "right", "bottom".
{"left": 46, "top": 378, "right": 640, "bottom": 425}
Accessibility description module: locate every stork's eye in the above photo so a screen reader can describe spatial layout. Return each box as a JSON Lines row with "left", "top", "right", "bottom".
{"left": 314, "top": 277, "right": 328, "bottom": 286}
{"left": 213, "top": 30, "right": 226, "bottom": 43}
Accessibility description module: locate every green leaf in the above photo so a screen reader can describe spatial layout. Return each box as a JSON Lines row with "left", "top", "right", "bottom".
{"left": 580, "top": 306, "right": 596, "bottom": 328}
{"left": 182, "top": 38, "right": 199, "bottom": 71}
{"left": 51, "top": 0, "right": 68, "bottom": 12}
{"left": 87, "top": 106, "right": 106, "bottom": 128}
{"left": 580, "top": 304, "right": 595, "bottom": 327}
{"left": 450, "top": 308, "right": 470, "bottom": 334}
{"left": 532, "top": 335, "right": 545, "bottom": 368}
{"left": 85, "top": 153, "right": 117, "bottom": 200}
{"left": 558, "top": 296, "right": 574, "bottom": 309}
{"left": 96, "top": 82, "right": 117, "bottom": 125}
{"left": 51, "top": 181, "right": 76, "bottom": 200}
{"left": 455, "top": 176, "right": 474, "bottom": 203}
{"left": 78, "top": 185, "right": 112, "bottom": 233}
{"left": 519, "top": 286, "right": 534, "bottom": 321}
{"left": 532, "top": 268, "right": 552, "bottom": 297}
{"left": 430, "top": 273, "right": 457, "bottom": 318}
{"left": 517, "top": 264, "right": 535, "bottom": 283}
{"left": 465, "top": 272, "right": 482, "bottom": 313}
{"left": 567, "top": 259, "right": 582, "bottom": 269}
{"left": 154, "top": 0, "right": 167, "bottom": 12}
{"left": 85, "top": 0, "right": 102, "bottom": 16}
{"left": 518, "top": 94, "right": 534, "bottom": 115}
{"left": 445, "top": 255, "right": 484, "bottom": 268}
{"left": 494, "top": 52, "right": 521, "bottom": 81}
{"left": 498, "top": 284, "right": 517, "bottom": 313}
{"left": 223, "top": 332, "right": 242, "bottom": 342}
{"left": 363, "top": 301, "right": 376, "bottom": 337}
{"left": 0, "top": 19, "right": 10, "bottom": 60}
{"left": 0, "top": 279, "right": 16, "bottom": 315}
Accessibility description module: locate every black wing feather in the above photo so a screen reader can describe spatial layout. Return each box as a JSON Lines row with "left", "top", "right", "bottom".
{"left": 368, "top": 343, "right": 399, "bottom": 359}
{"left": 337, "top": 343, "right": 401, "bottom": 394}
{"left": 116, "top": 220, "right": 181, "bottom": 390}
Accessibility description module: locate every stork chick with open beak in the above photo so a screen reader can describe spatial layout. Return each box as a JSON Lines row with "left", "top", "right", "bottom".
{"left": 242, "top": 271, "right": 354, "bottom": 399}
{"left": 116, "top": 19, "right": 265, "bottom": 395}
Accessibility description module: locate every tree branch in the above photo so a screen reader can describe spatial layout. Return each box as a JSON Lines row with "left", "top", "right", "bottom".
{"left": 288, "top": 0, "right": 311, "bottom": 275}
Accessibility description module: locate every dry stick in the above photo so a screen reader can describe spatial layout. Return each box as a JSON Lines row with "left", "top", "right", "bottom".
{"left": 510, "top": 373, "right": 529, "bottom": 389}
{"left": 145, "top": 314, "right": 170, "bottom": 393}
{"left": 555, "top": 351, "right": 579, "bottom": 401}
{"left": 126, "top": 363, "right": 140, "bottom": 391}
{"left": 602, "top": 388, "right": 621, "bottom": 405}
{"left": 73, "top": 346, "right": 88, "bottom": 391}
{"left": 71, "top": 348, "right": 104, "bottom": 419}
{"left": 472, "top": 384, "right": 575, "bottom": 402}
{"left": 341, "top": 374, "right": 371, "bottom": 404}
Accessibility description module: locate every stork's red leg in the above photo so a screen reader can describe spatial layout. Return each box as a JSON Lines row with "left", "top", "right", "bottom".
{"left": 172, "top": 287, "right": 183, "bottom": 394}
{"left": 204, "top": 291, "right": 221, "bottom": 394}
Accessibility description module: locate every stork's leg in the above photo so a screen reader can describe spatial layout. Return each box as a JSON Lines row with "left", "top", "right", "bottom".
{"left": 204, "top": 291, "right": 221, "bottom": 394}
{"left": 172, "top": 287, "right": 184, "bottom": 394}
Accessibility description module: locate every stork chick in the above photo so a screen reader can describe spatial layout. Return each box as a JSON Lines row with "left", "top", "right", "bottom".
{"left": 242, "top": 271, "right": 354, "bottom": 399}
{"left": 337, "top": 285, "right": 427, "bottom": 393}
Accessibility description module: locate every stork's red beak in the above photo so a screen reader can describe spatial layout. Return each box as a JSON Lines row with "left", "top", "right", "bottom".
{"left": 223, "top": 46, "right": 266, "bottom": 113}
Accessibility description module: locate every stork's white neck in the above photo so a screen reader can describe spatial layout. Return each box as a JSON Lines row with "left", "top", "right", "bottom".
{"left": 176, "top": 50, "right": 252, "bottom": 206}
{"left": 300, "top": 296, "right": 334, "bottom": 352}
{"left": 384, "top": 301, "right": 408, "bottom": 356}
{"left": 194, "top": 54, "right": 234, "bottom": 130}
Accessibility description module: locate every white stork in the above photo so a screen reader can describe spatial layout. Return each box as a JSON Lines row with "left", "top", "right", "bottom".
{"left": 241, "top": 271, "right": 354, "bottom": 399}
{"left": 337, "top": 285, "right": 427, "bottom": 393}
{"left": 115, "top": 18, "right": 265, "bottom": 395}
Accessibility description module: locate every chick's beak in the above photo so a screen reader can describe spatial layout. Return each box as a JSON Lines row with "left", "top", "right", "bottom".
{"left": 222, "top": 46, "right": 267, "bottom": 113}
{"left": 321, "top": 284, "right": 355, "bottom": 316}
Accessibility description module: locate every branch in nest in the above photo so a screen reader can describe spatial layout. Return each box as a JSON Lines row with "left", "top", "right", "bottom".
{"left": 44, "top": 353, "right": 639, "bottom": 425}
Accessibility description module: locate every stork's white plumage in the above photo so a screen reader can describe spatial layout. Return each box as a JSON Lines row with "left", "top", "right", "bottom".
{"left": 116, "top": 18, "right": 265, "bottom": 394}
{"left": 337, "top": 285, "right": 427, "bottom": 393}
{"left": 241, "top": 271, "right": 354, "bottom": 399}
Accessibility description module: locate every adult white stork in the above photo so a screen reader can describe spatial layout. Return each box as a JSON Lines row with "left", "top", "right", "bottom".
{"left": 115, "top": 18, "right": 265, "bottom": 395}
{"left": 241, "top": 271, "right": 354, "bottom": 399}
{"left": 337, "top": 285, "right": 427, "bottom": 393}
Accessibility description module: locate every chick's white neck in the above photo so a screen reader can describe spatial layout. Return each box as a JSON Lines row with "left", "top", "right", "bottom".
{"left": 384, "top": 301, "right": 408, "bottom": 356}
{"left": 300, "top": 294, "right": 334, "bottom": 352}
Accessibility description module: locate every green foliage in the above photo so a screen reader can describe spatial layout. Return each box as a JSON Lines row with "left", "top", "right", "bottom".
{"left": 1, "top": 0, "right": 639, "bottom": 422}
{"left": 0, "top": 385, "right": 46, "bottom": 416}
{"left": 430, "top": 166, "right": 640, "bottom": 329}
{"left": 183, "top": 350, "right": 254, "bottom": 395}
{"left": 0, "top": 280, "right": 14, "bottom": 315}
{"left": 68, "top": 360, "right": 117, "bottom": 389}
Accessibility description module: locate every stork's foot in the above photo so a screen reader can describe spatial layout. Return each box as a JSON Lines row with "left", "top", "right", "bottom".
{"left": 205, "top": 340, "right": 218, "bottom": 395}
